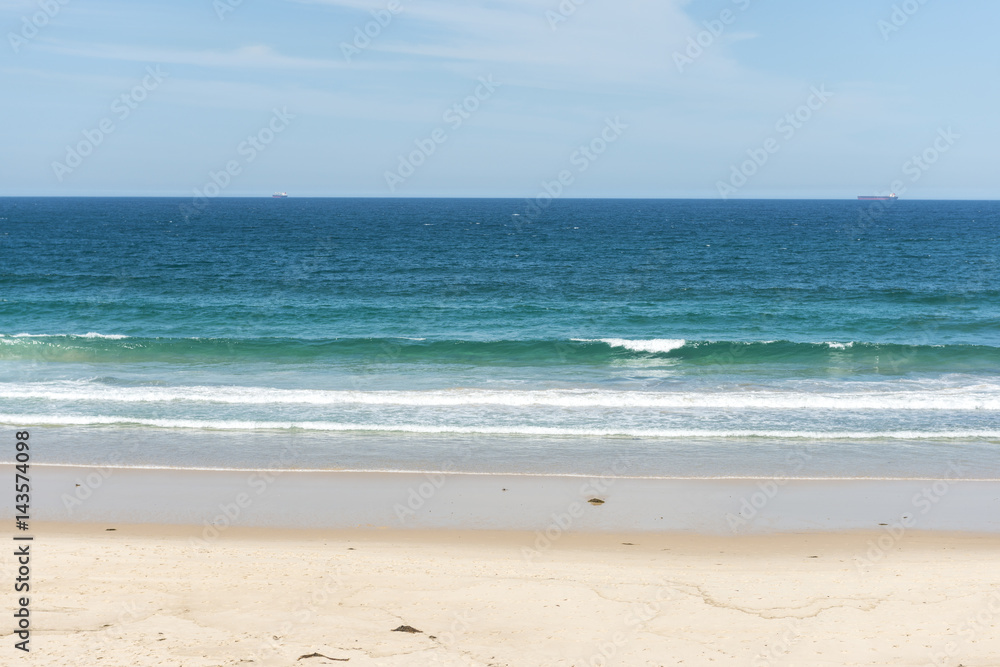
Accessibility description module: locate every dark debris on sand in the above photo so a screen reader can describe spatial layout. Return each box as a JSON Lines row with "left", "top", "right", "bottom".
{"left": 392, "top": 625, "right": 422, "bottom": 633}
{"left": 297, "top": 652, "right": 348, "bottom": 661}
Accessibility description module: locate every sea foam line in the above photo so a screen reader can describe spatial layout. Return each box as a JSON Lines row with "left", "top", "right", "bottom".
{"left": 1, "top": 414, "right": 998, "bottom": 439}
{"left": 3, "top": 462, "right": 999, "bottom": 481}
{"left": 2, "top": 332, "right": 130, "bottom": 339}
{"left": 3, "top": 383, "right": 1000, "bottom": 411}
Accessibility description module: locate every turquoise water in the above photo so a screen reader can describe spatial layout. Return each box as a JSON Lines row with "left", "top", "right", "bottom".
{"left": 1, "top": 197, "right": 998, "bottom": 476}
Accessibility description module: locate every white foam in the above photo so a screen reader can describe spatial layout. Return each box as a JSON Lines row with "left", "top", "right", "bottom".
{"left": 4, "top": 382, "right": 1000, "bottom": 411}
{"left": 1, "top": 413, "right": 997, "bottom": 440}
{"left": 6, "top": 332, "right": 129, "bottom": 340}
{"left": 574, "top": 338, "right": 687, "bottom": 353}
{"left": 79, "top": 332, "right": 130, "bottom": 339}
{"left": 9, "top": 462, "right": 1000, "bottom": 481}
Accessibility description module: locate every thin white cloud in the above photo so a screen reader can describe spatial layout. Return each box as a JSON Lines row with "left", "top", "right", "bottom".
{"left": 297, "top": 0, "right": 701, "bottom": 85}
{"left": 35, "top": 41, "right": 352, "bottom": 70}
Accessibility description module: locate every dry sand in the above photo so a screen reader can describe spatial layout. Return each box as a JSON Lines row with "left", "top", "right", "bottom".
{"left": 5, "top": 522, "right": 1000, "bottom": 666}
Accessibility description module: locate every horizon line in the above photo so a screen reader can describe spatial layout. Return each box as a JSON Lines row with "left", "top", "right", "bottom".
{"left": 1, "top": 195, "right": 997, "bottom": 202}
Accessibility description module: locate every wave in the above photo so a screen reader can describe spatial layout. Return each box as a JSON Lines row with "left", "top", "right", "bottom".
{"left": 573, "top": 338, "right": 687, "bottom": 353}
{"left": 4, "top": 382, "right": 1000, "bottom": 411}
{"left": 1, "top": 335, "right": 998, "bottom": 370}
{"left": 1, "top": 413, "right": 998, "bottom": 439}
{"left": 2, "top": 332, "right": 130, "bottom": 340}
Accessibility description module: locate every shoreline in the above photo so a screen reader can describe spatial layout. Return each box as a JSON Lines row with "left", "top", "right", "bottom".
{"left": 7, "top": 463, "right": 1000, "bottom": 534}
{"left": 16, "top": 461, "right": 1000, "bottom": 481}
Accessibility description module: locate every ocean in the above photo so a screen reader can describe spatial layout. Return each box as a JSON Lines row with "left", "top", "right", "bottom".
{"left": 2, "top": 197, "right": 998, "bottom": 478}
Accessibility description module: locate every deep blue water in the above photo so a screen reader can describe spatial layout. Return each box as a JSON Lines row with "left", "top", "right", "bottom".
{"left": 1, "top": 197, "right": 998, "bottom": 476}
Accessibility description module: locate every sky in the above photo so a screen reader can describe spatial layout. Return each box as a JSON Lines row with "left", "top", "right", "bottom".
{"left": 1, "top": 0, "right": 998, "bottom": 199}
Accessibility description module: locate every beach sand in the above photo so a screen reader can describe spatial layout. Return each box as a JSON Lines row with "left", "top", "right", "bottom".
{"left": 4, "top": 466, "right": 1000, "bottom": 665}
{"left": 5, "top": 522, "right": 1000, "bottom": 666}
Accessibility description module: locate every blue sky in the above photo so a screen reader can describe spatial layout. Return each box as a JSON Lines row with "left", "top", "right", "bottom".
{"left": 2, "top": 0, "right": 997, "bottom": 198}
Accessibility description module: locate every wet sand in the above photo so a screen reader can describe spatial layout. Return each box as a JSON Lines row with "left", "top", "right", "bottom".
{"left": 12, "top": 464, "right": 1000, "bottom": 534}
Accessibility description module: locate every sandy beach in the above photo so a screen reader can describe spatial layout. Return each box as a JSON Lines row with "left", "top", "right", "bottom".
{"left": 4, "top": 522, "right": 999, "bottom": 666}
{"left": 3, "top": 466, "right": 999, "bottom": 666}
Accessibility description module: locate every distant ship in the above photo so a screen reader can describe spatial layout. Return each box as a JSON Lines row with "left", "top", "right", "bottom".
{"left": 857, "top": 193, "right": 898, "bottom": 201}
{"left": 272, "top": 192, "right": 288, "bottom": 198}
